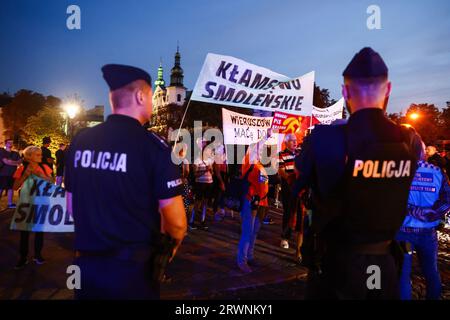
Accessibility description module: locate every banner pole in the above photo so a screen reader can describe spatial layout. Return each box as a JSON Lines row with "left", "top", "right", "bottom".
{"left": 174, "top": 98, "right": 193, "bottom": 150}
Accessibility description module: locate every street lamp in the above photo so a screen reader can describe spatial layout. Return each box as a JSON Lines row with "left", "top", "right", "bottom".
{"left": 408, "top": 112, "right": 420, "bottom": 121}
{"left": 63, "top": 103, "right": 80, "bottom": 119}
{"left": 62, "top": 103, "right": 80, "bottom": 139}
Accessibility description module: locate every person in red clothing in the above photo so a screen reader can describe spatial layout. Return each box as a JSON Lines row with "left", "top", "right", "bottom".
{"left": 237, "top": 133, "right": 271, "bottom": 273}
{"left": 278, "top": 133, "right": 299, "bottom": 250}
{"left": 13, "top": 145, "right": 52, "bottom": 269}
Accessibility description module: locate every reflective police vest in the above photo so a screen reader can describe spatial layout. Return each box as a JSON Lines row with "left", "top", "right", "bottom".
{"left": 402, "top": 161, "right": 443, "bottom": 229}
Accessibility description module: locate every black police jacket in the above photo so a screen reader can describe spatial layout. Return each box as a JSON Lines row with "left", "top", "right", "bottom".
{"left": 294, "top": 108, "right": 422, "bottom": 245}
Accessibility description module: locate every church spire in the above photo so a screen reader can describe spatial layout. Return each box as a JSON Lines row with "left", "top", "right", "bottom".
{"left": 170, "top": 43, "right": 184, "bottom": 87}
{"left": 154, "top": 58, "right": 165, "bottom": 88}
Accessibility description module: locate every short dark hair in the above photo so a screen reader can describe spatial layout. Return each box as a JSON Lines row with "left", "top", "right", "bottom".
{"left": 59, "top": 143, "right": 65, "bottom": 147}
{"left": 110, "top": 80, "right": 152, "bottom": 110}
{"left": 42, "top": 137, "right": 51, "bottom": 144}
{"left": 5, "top": 138, "right": 13, "bottom": 144}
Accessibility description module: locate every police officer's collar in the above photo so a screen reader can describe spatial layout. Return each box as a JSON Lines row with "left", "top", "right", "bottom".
{"left": 349, "top": 108, "right": 384, "bottom": 121}
{"left": 107, "top": 114, "right": 143, "bottom": 127}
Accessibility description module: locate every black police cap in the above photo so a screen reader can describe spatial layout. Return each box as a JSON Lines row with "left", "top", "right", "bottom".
{"left": 343, "top": 47, "right": 388, "bottom": 79}
{"left": 102, "top": 64, "right": 152, "bottom": 91}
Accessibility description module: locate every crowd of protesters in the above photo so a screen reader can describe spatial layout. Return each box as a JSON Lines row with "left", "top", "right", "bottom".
{"left": 171, "top": 132, "right": 310, "bottom": 273}
{"left": 3, "top": 129, "right": 450, "bottom": 299}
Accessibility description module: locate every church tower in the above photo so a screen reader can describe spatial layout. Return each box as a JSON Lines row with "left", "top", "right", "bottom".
{"left": 152, "top": 60, "right": 166, "bottom": 112}
{"left": 154, "top": 60, "right": 166, "bottom": 88}
{"left": 166, "top": 45, "right": 186, "bottom": 106}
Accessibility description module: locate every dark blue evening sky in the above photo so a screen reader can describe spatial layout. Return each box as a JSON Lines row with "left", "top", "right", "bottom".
{"left": 1, "top": 0, "right": 449, "bottom": 115}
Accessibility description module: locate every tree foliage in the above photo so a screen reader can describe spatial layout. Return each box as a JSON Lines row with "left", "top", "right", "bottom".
{"left": 1, "top": 90, "right": 61, "bottom": 146}
{"left": 440, "top": 104, "right": 450, "bottom": 140}
{"left": 23, "top": 107, "right": 69, "bottom": 154}
{"left": 387, "top": 103, "right": 448, "bottom": 145}
{"left": 0, "top": 92, "right": 12, "bottom": 107}
{"left": 313, "top": 85, "right": 336, "bottom": 109}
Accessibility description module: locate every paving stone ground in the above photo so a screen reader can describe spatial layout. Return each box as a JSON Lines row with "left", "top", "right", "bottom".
{"left": 0, "top": 195, "right": 448, "bottom": 300}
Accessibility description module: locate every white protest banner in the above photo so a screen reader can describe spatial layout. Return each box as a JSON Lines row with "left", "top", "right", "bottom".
{"left": 222, "top": 108, "right": 281, "bottom": 146}
{"left": 10, "top": 175, "right": 74, "bottom": 232}
{"left": 312, "top": 98, "right": 345, "bottom": 125}
{"left": 191, "top": 53, "right": 315, "bottom": 116}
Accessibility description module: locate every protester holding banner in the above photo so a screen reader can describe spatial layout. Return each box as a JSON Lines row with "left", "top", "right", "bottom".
{"left": 12, "top": 145, "right": 52, "bottom": 269}
{"left": 237, "top": 133, "right": 270, "bottom": 273}
{"left": 191, "top": 144, "right": 214, "bottom": 231}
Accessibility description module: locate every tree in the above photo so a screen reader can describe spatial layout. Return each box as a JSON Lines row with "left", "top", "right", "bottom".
{"left": 23, "top": 107, "right": 69, "bottom": 154}
{"left": 440, "top": 104, "right": 450, "bottom": 140}
{"left": 388, "top": 104, "right": 450, "bottom": 145}
{"left": 404, "top": 104, "right": 442, "bottom": 145}
{"left": 387, "top": 112, "right": 405, "bottom": 124}
{"left": 1, "top": 90, "right": 61, "bottom": 145}
{"left": 46, "top": 95, "right": 63, "bottom": 109}
{"left": 313, "top": 85, "right": 334, "bottom": 109}
{"left": 0, "top": 92, "right": 12, "bottom": 107}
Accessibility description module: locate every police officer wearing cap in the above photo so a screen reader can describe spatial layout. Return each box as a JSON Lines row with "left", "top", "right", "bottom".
{"left": 294, "top": 47, "right": 423, "bottom": 299}
{"left": 65, "top": 64, "right": 187, "bottom": 299}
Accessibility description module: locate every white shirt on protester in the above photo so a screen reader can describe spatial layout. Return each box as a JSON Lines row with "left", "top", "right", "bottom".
{"left": 194, "top": 157, "right": 213, "bottom": 184}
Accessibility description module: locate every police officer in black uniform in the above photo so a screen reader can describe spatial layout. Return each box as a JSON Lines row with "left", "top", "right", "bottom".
{"left": 65, "top": 64, "right": 187, "bottom": 299}
{"left": 294, "top": 47, "right": 423, "bottom": 299}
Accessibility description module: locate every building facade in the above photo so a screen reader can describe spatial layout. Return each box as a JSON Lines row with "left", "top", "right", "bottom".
{"left": 151, "top": 47, "right": 187, "bottom": 138}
